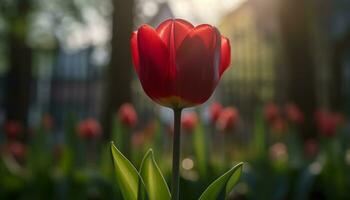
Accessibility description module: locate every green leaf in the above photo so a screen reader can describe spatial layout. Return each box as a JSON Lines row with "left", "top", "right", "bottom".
{"left": 110, "top": 142, "right": 140, "bottom": 200}
{"left": 139, "top": 149, "right": 171, "bottom": 200}
{"left": 199, "top": 162, "right": 243, "bottom": 200}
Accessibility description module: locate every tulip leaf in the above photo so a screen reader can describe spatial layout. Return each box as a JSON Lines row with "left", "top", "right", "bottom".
{"left": 199, "top": 162, "right": 243, "bottom": 200}
{"left": 139, "top": 149, "right": 171, "bottom": 200}
{"left": 111, "top": 142, "right": 145, "bottom": 200}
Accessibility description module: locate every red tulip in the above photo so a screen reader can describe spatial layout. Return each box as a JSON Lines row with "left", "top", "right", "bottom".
{"left": 333, "top": 113, "right": 345, "bottom": 126}
{"left": 304, "top": 139, "right": 318, "bottom": 157}
{"left": 77, "top": 118, "right": 102, "bottom": 139}
{"left": 132, "top": 132, "right": 146, "bottom": 146}
{"left": 4, "top": 120, "right": 22, "bottom": 138}
{"left": 42, "top": 113, "right": 54, "bottom": 131}
{"left": 131, "top": 18, "right": 231, "bottom": 108}
{"left": 314, "top": 109, "right": 344, "bottom": 137}
{"left": 285, "top": 103, "right": 304, "bottom": 124}
{"left": 264, "top": 102, "right": 280, "bottom": 123}
{"left": 181, "top": 112, "right": 198, "bottom": 132}
{"left": 118, "top": 103, "right": 138, "bottom": 128}
{"left": 54, "top": 144, "right": 63, "bottom": 160}
{"left": 143, "top": 120, "right": 157, "bottom": 138}
{"left": 208, "top": 102, "right": 223, "bottom": 124}
{"left": 271, "top": 117, "right": 287, "bottom": 134}
{"left": 8, "top": 141, "right": 26, "bottom": 159}
{"left": 216, "top": 107, "right": 239, "bottom": 132}
{"left": 132, "top": 121, "right": 157, "bottom": 146}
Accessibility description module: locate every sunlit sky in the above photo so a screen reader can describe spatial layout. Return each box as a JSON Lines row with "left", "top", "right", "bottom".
{"left": 169, "top": 0, "right": 246, "bottom": 25}
{"left": 53, "top": 0, "right": 246, "bottom": 51}
{"left": 141, "top": 0, "right": 246, "bottom": 25}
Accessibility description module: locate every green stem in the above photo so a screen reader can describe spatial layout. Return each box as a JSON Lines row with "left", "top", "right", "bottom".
{"left": 171, "top": 108, "right": 182, "bottom": 200}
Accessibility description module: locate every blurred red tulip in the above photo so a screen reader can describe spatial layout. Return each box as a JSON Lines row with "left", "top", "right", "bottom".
{"left": 132, "top": 132, "right": 146, "bottom": 146}
{"left": 333, "top": 112, "right": 345, "bottom": 126}
{"left": 132, "top": 121, "right": 157, "bottom": 146}
{"left": 143, "top": 120, "right": 157, "bottom": 138}
{"left": 131, "top": 18, "right": 231, "bottom": 109}
{"left": 4, "top": 120, "right": 22, "bottom": 138}
{"left": 53, "top": 144, "right": 63, "bottom": 160}
{"left": 285, "top": 103, "right": 304, "bottom": 124}
{"left": 216, "top": 107, "right": 239, "bottom": 132}
{"left": 208, "top": 102, "right": 223, "bottom": 124}
{"left": 8, "top": 141, "right": 26, "bottom": 159}
{"left": 315, "top": 110, "right": 334, "bottom": 137}
{"left": 77, "top": 118, "right": 102, "bottom": 139}
{"left": 264, "top": 103, "right": 280, "bottom": 123}
{"left": 42, "top": 113, "right": 54, "bottom": 131}
{"left": 304, "top": 139, "right": 318, "bottom": 157}
{"left": 271, "top": 117, "right": 287, "bottom": 134}
{"left": 181, "top": 112, "right": 198, "bottom": 132}
{"left": 118, "top": 103, "right": 138, "bottom": 128}
{"left": 314, "top": 109, "right": 344, "bottom": 137}
{"left": 314, "top": 109, "right": 326, "bottom": 122}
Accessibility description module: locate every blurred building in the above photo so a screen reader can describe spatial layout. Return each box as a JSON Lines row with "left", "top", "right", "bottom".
{"left": 330, "top": 0, "right": 350, "bottom": 114}
{"left": 48, "top": 47, "right": 103, "bottom": 126}
{"left": 219, "top": 0, "right": 350, "bottom": 115}
{"left": 218, "top": 0, "right": 282, "bottom": 121}
{"left": 1, "top": 0, "right": 350, "bottom": 131}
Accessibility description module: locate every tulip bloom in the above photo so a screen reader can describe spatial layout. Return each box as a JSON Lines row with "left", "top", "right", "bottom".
{"left": 208, "top": 102, "right": 223, "bottom": 124}
{"left": 264, "top": 102, "right": 280, "bottom": 123}
{"left": 132, "top": 121, "right": 157, "bottom": 146}
{"left": 285, "top": 103, "right": 304, "bottom": 124}
{"left": 4, "top": 120, "right": 22, "bottom": 138}
{"left": 77, "top": 118, "right": 102, "bottom": 139}
{"left": 132, "top": 132, "right": 146, "bottom": 146}
{"left": 131, "top": 19, "right": 231, "bottom": 200}
{"left": 314, "top": 110, "right": 344, "bottom": 137}
{"left": 118, "top": 103, "right": 138, "bottom": 128}
{"left": 216, "top": 107, "right": 239, "bottom": 132}
{"left": 304, "top": 139, "right": 318, "bottom": 157}
{"left": 271, "top": 117, "right": 287, "bottom": 134}
{"left": 7, "top": 141, "right": 26, "bottom": 160}
{"left": 181, "top": 112, "right": 198, "bottom": 132}
{"left": 131, "top": 18, "right": 231, "bottom": 109}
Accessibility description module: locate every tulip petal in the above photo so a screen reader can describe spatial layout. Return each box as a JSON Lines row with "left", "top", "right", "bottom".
{"left": 156, "top": 18, "right": 194, "bottom": 51}
{"left": 131, "top": 31, "right": 140, "bottom": 74}
{"left": 175, "top": 25, "right": 221, "bottom": 104}
{"left": 137, "top": 25, "right": 174, "bottom": 102}
{"left": 220, "top": 36, "right": 231, "bottom": 77}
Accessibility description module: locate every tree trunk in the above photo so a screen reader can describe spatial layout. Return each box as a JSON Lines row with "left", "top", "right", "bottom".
{"left": 331, "top": 29, "right": 350, "bottom": 111}
{"left": 5, "top": 1, "right": 32, "bottom": 134}
{"left": 102, "top": 0, "right": 134, "bottom": 136}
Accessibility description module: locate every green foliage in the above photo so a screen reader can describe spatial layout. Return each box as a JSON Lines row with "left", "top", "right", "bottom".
{"left": 199, "top": 162, "right": 243, "bottom": 200}
{"left": 111, "top": 143, "right": 243, "bottom": 200}
{"left": 111, "top": 142, "right": 140, "bottom": 200}
{"left": 139, "top": 149, "right": 171, "bottom": 200}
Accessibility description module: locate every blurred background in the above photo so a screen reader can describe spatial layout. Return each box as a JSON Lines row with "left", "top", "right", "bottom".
{"left": 0, "top": 0, "right": 350, "bottom": 199}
